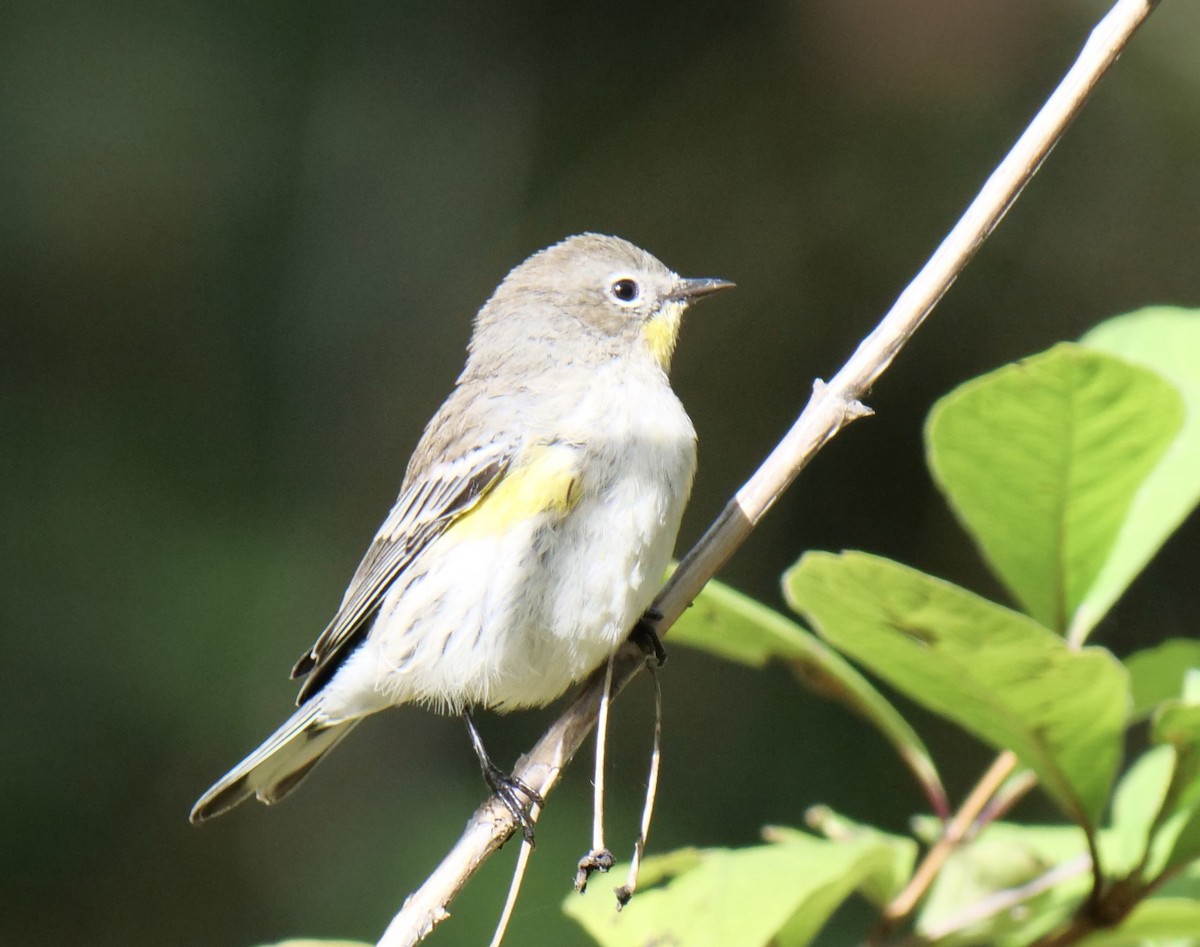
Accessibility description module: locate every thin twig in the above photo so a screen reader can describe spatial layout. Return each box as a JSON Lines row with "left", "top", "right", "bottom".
{"left": 878, "top": 751, "right": 1020, "bottom": 937}
{"left": 615, "top": 663, "right": 664, "bottom": 908}
{"left": 573, "top": 657, "right": 616, "bottom": 893}
{"left": 486, "top": 808, "right": 538, "bottom": 947}
{"left": 972, "top": 768, "right": 1039, "bottom": 831}
{"left": 918, "top": 854, "right": 1092, "bottom": 941}
{"left": 375, "top": 2, "right": 1160, "bottom": 943}
{"left": 592, "top": 658, "right": 613, "bottom": 854}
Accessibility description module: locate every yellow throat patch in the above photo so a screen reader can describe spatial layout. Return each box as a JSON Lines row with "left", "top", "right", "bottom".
{"left": 642, "top": 301, "right": 684, "bottom": 372}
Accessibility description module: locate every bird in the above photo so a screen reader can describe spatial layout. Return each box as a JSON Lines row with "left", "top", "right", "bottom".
{"left": 189, "top": 233, "right": 733, "bottom": 832}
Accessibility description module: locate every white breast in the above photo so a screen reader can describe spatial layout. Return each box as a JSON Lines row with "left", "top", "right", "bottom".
{"left": 324, "top": 364, "right": 696, "bottom": 716}
{"left": 504, "top": 365, "right": 697, "bottom": 706}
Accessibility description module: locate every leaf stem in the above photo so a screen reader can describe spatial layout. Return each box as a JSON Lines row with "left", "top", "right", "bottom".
{"left": 877, "top": 751, "right": 1019, "bottom": 936}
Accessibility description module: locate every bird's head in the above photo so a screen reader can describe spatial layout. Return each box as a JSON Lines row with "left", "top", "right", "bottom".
{"left": 471, "top": 233, "right": 734, "bottom": 375}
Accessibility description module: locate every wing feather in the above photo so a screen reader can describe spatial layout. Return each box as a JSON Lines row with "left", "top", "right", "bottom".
{"left": 290, "top": 440, "right": 511, "bottom": 702}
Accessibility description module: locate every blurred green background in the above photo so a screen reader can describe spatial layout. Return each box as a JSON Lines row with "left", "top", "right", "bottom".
{"left": 4, "top": 0, "right": 1199, "bottom": 944}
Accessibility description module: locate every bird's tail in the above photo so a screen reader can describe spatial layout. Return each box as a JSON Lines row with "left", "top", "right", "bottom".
{"left": 190, "top": 701, "right": 359, "bottom": 824}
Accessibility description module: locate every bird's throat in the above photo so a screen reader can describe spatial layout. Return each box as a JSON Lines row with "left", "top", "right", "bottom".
{"left": 642, "top": 302, "right": 684, "bottom": 372}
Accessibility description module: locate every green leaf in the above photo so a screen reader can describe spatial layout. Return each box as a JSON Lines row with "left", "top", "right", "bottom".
{"left": 1081, "top": 308, "right": 1200, "bottom": 638}
{"left": 1074, "top": 898, "right": 1200, "bottom": 946}
{"left": 563, "top": 836, "right": 897, "bottom": 947}
{"left": 1154, "top": 857, "right": 1200, "bottom": 899}
{"left": 926, "top": 343, "right": 1183, "bottom": 637}
{"left": 670, "top": 576, "right": 799, "bottom": 668}
{"left": 673, "top": 578, "right": 947, "bottom": 814}
{"left": 1106, "top": 705, "right": 1200, "bottom": 884}
{"left": 784, "top": 552, "right": 1128, "bottom": 831}
{"left": 1127, "top": 640, "right": 1200, "bottom": 721}
{"left": 1146, "top": 701, "right": 1200, "bottom": 874}
{"left": 782, "top": 808, "right": 918, "bottom": 907}
{"left": 1106, "top": 746, "right": 1174, "bottom": 878}
{"left": 916, "top": 822, "right": 1091, "bottom": 946}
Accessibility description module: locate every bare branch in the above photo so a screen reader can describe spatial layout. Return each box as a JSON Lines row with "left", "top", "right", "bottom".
{"left": 876, "top": 751, "right": 1020, "bottom": 940}
{"left": 485, "top": 815, "right": 536, "bottom": 947}
{"left": 375, "top": 1, "right": 1161, "bottom": 943}
{"left": 614, "top": 664, "right": 665, "bottom": 908}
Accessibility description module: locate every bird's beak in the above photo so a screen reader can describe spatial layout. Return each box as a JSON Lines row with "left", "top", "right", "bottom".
{"left": 670, "top": 277, "right": 736, "bottom": 303}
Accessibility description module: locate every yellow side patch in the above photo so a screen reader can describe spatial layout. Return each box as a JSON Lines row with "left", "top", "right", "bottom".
{"left": 642, "top": 301, "right": 684, "bottom": 371}
{"left": 447, "top": 444, "right": 581, "bottom": 539}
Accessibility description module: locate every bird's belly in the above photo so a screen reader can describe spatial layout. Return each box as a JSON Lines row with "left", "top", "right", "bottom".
{"left": 326, "top": 453, "right": 691, "bottom": 716}
{"left": 496, "top": 476, "right": 683, "bottom": 709}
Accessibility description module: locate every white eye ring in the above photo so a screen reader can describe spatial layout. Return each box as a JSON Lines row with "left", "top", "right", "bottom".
{"left": 608, "top": 276, "right": 641, "bottom": 305}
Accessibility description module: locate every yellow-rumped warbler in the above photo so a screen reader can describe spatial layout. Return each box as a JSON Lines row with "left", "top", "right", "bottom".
{"left": 190, "top": 233, "right": 732, "bottom": 830}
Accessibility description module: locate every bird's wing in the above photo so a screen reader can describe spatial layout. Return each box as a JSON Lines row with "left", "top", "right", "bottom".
{"left": 290, "top": 439, "right": 511, "bottom": 702}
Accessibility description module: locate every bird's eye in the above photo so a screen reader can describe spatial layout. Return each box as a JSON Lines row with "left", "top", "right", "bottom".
{"left": 610, "top": 278, "right": 640, "bottom": 303}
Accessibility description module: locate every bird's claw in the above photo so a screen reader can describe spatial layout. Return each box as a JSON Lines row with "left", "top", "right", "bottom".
{"left": 630, "top": 607, "right": 667, "bottom": 667}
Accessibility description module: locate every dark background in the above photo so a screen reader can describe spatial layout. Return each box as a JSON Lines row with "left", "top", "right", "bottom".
{"left": 4, "top": 1, "right": 1199, "bottom": 944}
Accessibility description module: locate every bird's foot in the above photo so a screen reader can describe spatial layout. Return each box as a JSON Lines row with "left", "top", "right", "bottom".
{"left": 481, "top": 760, "right": 543, "bottom": 846}
{"left": 630, "top": 607, "right": 667, "bottom": 667}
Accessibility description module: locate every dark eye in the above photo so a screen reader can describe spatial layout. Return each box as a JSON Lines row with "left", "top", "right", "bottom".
{"left": 610, "top": 278, "right": 640, "bottom": 303}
